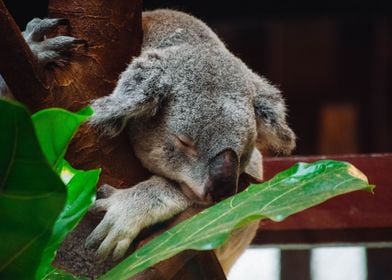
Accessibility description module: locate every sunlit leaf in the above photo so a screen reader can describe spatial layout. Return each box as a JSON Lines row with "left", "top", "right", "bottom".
{"left": 31, "top": 107, "right": 99, "bottom": 279}
{"left": 37, "top": 162, "right": 100, "bottom": 280}
{"left": 0, "top": 99, "right": 98, "bottom": 280}
{"left": 32, "top": 107, "right": 93, "bottom": 171}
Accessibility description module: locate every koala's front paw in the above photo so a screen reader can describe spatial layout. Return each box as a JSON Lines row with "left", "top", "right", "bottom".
{"left": 23, "top": 18, "right": 86, "bottom": 66}
{"left": 85, "top": 184, "right": 152, "bottom": 262}
{"left": 85, "top": 178, "right": 190, "bottom": 262}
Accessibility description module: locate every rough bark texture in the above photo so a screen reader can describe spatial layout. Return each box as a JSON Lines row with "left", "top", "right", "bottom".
{"left": 47, "top": 0, "right": 149, "bottom": 188}
{"left": 0, "top": 0, "right": 49, "bottom": 111}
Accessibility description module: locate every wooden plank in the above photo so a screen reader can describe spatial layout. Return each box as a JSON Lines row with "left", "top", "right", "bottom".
{"left": 253, "top": 154, "right": 392, "bottom": 245}
{"left": 280, "top": 250, "right": 311, "bottom": 280}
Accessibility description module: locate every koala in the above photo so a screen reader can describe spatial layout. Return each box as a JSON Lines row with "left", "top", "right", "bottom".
{"left": 87, "top": 9, "right": 295, "bottom": 273}
{"left": 0, "top": 10, "right": 295, "bottom": 275}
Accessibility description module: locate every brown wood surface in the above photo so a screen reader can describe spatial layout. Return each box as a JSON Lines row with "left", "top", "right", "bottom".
{"left": 254, "top": 153, "right": 392, "bottom": 245}
{"left": 0, "top": 0, "right": 49, "bottom": 111}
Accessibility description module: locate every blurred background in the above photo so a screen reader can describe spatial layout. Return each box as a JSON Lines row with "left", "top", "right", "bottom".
{"left": 5, "top": 0, "right": 391, "bottom": 155}
{"left": 147, "top": 0, "right": 392, "bottom": 156}
{"left": 4, "top": 0, "right": 391, "bottom": 279}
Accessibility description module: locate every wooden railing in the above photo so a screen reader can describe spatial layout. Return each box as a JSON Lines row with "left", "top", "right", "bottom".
{"left": 169, "top": 153, "right": 391, "bottom": 280}
{"left": 255, "top": 153, "right": 392, "bottom": 246}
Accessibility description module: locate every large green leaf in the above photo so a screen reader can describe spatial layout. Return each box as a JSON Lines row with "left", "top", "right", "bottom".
{"left": 101, "top": 160, "right": 374, "bottom": 279}
{"left": 0, "top": 99, "right": 99, "bottom": 280}
{"left": 0, "top": 99, "right": 66, "bottom": 279}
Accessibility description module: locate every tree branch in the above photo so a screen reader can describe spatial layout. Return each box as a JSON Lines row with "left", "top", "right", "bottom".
{"left": 0, "top": 0, "right": 49, "bottom": 111}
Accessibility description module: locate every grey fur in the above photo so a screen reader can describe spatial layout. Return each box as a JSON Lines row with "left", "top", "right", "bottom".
{"left": 89, "top": 9, "right": 295, "bottom": 273}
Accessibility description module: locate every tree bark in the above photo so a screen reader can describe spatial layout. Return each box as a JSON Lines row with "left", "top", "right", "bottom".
{"left": 47, "top": 0, "right": 149, "bottom": 188}
{"left": 0, "top": 0, "right": 49, "bottom": 111}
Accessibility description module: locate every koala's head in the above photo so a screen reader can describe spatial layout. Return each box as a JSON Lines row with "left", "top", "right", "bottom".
{"left": 91, "top": 44, "right": 295, "bottom": 203}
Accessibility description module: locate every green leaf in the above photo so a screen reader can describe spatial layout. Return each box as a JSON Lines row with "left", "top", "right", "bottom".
{"left": 0, "top": 99, "right": 98, "bottom": 280}
{"left": 32, "top": 107, "right": 93, "bottom": 171}
{"left": 0, "top": 99, "right": 66, "bottom": 279}
{"left": 37, "top": 161, "right": 100, "bottom": 280}
{"left": 31, "top": 107, "right": 99, "bottom": 279}
{"left": 101, "top": 160, "right": 374, "bottom": 279}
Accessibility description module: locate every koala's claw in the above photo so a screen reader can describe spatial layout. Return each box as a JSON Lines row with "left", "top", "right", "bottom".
{"left": 94, "top": 231, "right": 132, "bottom": 262}
{"left": 85, "top": 185, "right": 144, "bottom": 262}
{"left": 23, "top": 18, "right": 86, "bottom": 66}
{"left": 24, "top": 18, "right": 69, "bottom": 41}
{"left": 96, "top": 184, "right": 117, "bottom": 199}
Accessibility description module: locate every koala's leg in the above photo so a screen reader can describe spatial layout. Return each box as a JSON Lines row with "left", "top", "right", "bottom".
{"left": 22, "top": 18, "right": 86, "bottom": 66}
{"left": 0, "top": 18, "right": 85, "bottom": 98}
{"left": 85, "top": 176, "right": 191, "bottom": 261}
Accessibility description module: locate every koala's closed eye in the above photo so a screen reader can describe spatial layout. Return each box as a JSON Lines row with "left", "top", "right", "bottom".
{"left": 173, "top": 134, "right": 198, "bottom": 156}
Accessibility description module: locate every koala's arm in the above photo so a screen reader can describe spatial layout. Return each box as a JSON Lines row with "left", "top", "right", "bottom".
{"left": 89, "top": 45, "right": 178, "bottom": 136}
{"left": 0, "top": 18, "right": 84, "bottom": 98}
{"left": 86, "top": 148, "right": 263, "bottom": 262}
{"left": 85, "top": 176, "right": 191, "bottom": 261}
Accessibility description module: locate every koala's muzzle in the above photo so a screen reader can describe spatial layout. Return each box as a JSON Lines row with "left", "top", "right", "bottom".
{"left": 206, "top": 149, "right": 239, "bottom": 202}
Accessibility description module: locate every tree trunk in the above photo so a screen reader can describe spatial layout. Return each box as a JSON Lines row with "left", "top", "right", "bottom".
{"left": 47, "top": 0, "right": 148, "bottom": 188}
{"left": 0, "top": 0, "right": 49, "bottom": 111}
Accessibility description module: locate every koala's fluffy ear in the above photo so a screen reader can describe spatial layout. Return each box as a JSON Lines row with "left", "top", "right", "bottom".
{"left": 89, "top": 49, "right": 172, "bottom": 136}
{"left": 252, "top": 74, "right": 296, "bottom": 155}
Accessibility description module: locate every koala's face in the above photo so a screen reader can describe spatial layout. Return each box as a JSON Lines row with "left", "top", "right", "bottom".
{"left": 91, "top": 44, "right": 295, "bottom": 203}
{"left": 130, "top": 50, "right": 259, "bottom": 203}
{"left": 130, "top": 90, "right": 257, "bottom": 203}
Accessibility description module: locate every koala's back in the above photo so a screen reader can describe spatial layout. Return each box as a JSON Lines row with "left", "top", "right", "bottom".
{"left": 142, "top": 9, "right": 224, "bottom": 49}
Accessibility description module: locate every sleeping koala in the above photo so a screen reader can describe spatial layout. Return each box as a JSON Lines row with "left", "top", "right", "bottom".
{"left": 87, "top": 9, "right": 296, "bottom": 273}
{"left": 0, "top": 10, "right": 295, "bottom": 274}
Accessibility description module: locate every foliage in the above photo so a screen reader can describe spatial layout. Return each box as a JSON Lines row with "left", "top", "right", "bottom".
{"left": 0, "top": 99, "right": 100, "bottom": 279}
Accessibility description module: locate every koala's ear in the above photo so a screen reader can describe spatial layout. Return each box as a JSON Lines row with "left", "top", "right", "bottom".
{"left": 89, "top": 49, "right": 171, "bottom": 136}
{"left": 252, "top": 75, "right": 296, "bottom": 155}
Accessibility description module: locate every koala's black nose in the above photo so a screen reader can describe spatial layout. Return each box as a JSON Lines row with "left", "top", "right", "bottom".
{"left": 207, "top": 149, "right": 239, "bottom": 202}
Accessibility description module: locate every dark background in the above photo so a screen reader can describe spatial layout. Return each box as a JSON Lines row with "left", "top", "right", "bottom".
{"left": 4, "top": 0, "right": 391, "bottom": 156}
